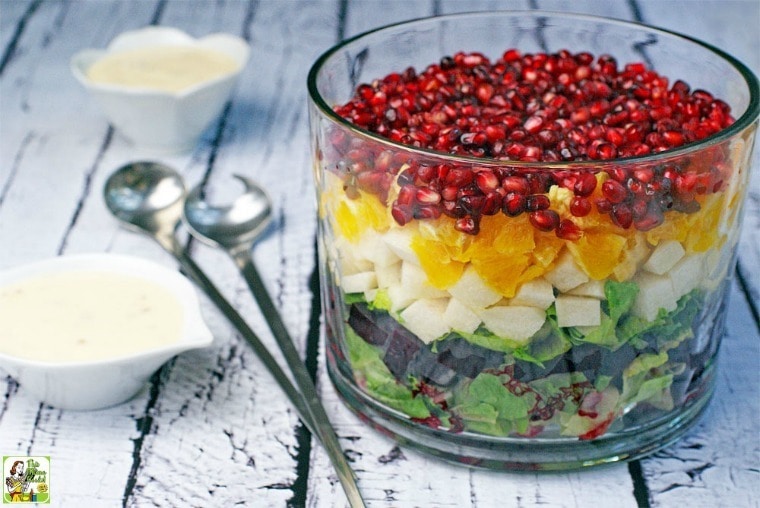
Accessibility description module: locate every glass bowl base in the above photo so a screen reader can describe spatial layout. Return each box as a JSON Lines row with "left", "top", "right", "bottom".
{"left": 327, "top": 350, "right": 715, "bottom": 471}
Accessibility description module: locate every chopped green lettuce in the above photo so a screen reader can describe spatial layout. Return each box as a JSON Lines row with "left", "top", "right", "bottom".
{"left": 452, "top": 373, "right": 535, "bottom": 435}
{"left": 345, "top": 328, "right": 431, "bottom": 419}
{"left": 576, "top": 281, "right": 639, "bottom": 349}
{"left": 456, "top": 325, "right": 531, "bottom": 353}
{"left": 343, "top": 292, "right": 366, "bottom": 305}
{"left": 559, "top": 386, "right": 620, "bottom": 438}
{"left": 619, "top": 351, "right": 675, "bottom": 410}
{"left": 513, "top": 321, "right": 572, "bottom": 367}
{"left": 368, "top": 288, "right": 392, "bottom": 312}
{"left": 619, "top": 290, "right": 701, "bottom": 351}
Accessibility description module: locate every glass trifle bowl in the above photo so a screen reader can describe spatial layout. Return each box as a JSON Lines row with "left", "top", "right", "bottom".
{"left": 307, "top": 11, "right": 758, "bottom": 470}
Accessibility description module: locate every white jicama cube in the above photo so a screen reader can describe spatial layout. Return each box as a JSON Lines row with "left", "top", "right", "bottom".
{"left": 399, "top": 298, "right": 451, "bottom": 344}
{"left": 386, "top": 284, "right": 416, "bottom": 312}
{"left": 401, "top": 262, "right": 449, "bottom": 299}
{"left": 510, "top": 278, "right": 556, "bottom": 309}
{"left": 448, "top": 265, "right": 503, "bottom": 310}
{"left": 568, "top": 279, "right": 606, "bottom": 299}
{"left": 632, "top": 272, "right": 678, "bottom": 322}
{"left": 364, "top": 288, "right": 378, "bottom": 302}
{"left": 334, "top": 237, "right": 372, "bottom": 275}
{"left": 544, "top": 251, "right": 589, "bottom": 292}
{"left": 555, "top": 296, "right": 602, "bottom": 328}
{"left": 341, "top": 271, "right": 378, "bottom": 294}
{"left": 669, "top": 253, "right": 705, "bottom": 298}
{"left": 643, "top": 239, "right": 686, "bottom": 275}
{"left": 477, "top": 305, "right": 546, "bottom": 343}
{"left": 375, "top": 262, "right": 402, "bottom": 288}
{"left": 443, "top": 297, "right": 482, "bottom": 334}
{"left": 382, "top": 228, "right": 420, "bottom": 265}
{"left": 700, "top": 248, "right": 727, "bottom": 291}
{"left": 357, "top": 231, "right": 400, "bottom": 267}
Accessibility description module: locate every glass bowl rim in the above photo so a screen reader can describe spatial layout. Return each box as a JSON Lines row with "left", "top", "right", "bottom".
{"left": 307, "top": 10, "right": 760, "bottom": 169}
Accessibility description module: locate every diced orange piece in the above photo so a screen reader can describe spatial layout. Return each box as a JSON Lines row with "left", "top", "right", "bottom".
{"left": 411, "top": 234, "right": 466, "bottom": 289}
{"left": 333, "top": 190, "right": 390, "bottom": 243}
{"left": 685, "top": 194, "right": 727, "bottom": 253}
{"left": 566, "top": 231, "right": 628, "bottom": 280}
{"left": 532, "top": 231, "right": 565, "bottom": 269}
{"left": 471, "top": 250, "right": 533, "bottom": 298}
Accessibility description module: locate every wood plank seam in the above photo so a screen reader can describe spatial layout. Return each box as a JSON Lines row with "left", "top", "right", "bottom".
{"left": 0, "top": 0, "right": 42, "bottom": 76}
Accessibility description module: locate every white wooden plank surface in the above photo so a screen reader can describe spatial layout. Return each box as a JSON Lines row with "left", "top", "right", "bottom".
{"left": 0, "top": 1, "right": 758, "bottom": 507}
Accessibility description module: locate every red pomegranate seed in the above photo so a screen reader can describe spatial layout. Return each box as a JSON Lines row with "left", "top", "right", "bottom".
{"left": 607, "top": 167, "right": 628, "bottom": 182}
{"left": 529, "top": 210, "right": 560, "bottom": 231}
{"left": 595, "top": 198, "right": 612, "bottom": 213}
{"left": 602, "top": 180, "right": 629, "bottom": 204}
{"left": 460, "top": 195, "right": 486, "bottom": 214}
{"left": 485, "top": 124, "right": 507, "bottom": 142}
{"left": 475, "top": 171, "right": 500, "bottom": 192}
{"left": 611, "top": 203, "right": 633, "bottom": 228}
{"left": 526, "top": 194, "right": 551, "bottom": 211}
{"left": 570, "top": 196, "right": 592, "bottom": 217}
{"left": 633, "top": 168, "right": 654, "bottom": 183}
{"left": 524, "top": 115, "right": 544, "bottom": 134}
{"left": 397, "top": 185, "right": 416, "bottom": 205}
{"left": 501, "top": 176, "right": 530, "bottom": 194}
{"left": 446, "top": 168, "right": 474, "bottom": 187}
{"left": 634, "top": 204, "right": 664, "bottom": 231}
{"left": 527, "top": 173, "right": 551, "bottom": 194}
{"left": 627, "top": 178, "right": 644, "bottom": 195}
{"left": 482, "top": 191, "right": 502, "bottom": 215}
{"left": 631, "top": 198, "right": 649, "bottom": 219}
{"left": 556, "top": 219, "right": 583, "bottom": 240}
{"left": 592, "top": 142, "right": 618, "bottom": 160}
{"left": 662, "top": 131, "right": 685, "bottom": 147}
{"left": 455, "top": 216, "right": 480, "bottom": 234}
{"left": 441, "top": 185, "right": 459, "bottom": 201}
{"left": 391, "top": 204, "right": 413, "bottom": 226}
{"left": 414, "top": 205, "right": 441, "bottom": 219}
{"left": 416, "top": 187, "right": 441, "bottom": 204}
{"left": 573, "top": 172, "right": 597, "bottom": 197}
{"left": 502, "top": 192, "right": 526, "bottom": 216}
{"left": 675, "top": 173, "right": 698, "bottom": 193}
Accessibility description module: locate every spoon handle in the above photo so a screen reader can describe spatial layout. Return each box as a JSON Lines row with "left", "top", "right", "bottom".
{"left": 172, "top": 249, "right": 311, "bottom": 415}
{"left": 233, "top": 252, "right": 365, "bottom": 508}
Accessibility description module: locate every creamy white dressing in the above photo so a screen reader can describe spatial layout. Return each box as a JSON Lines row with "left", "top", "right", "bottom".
{"left": 87, "top": 45, "right": 239, "bottom": 92}
{"left": 0, "top": 271, "right": 184, "bottom": 363}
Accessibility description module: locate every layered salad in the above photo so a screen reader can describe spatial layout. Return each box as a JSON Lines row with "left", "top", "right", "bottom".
{"left": 317, "top": 49, "right": 746, "bottom": 439}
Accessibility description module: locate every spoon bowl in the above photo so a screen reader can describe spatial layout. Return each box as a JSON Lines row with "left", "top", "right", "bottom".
{"left": 184, "top": 174, "right": 272, "bottom": 252}
{"left": 104, "top": 161, "right": 186, "bottom": 239}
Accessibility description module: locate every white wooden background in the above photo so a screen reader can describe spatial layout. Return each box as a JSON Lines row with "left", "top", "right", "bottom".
{"left": 1, "top": 1, "right": 758, "bottom": 507}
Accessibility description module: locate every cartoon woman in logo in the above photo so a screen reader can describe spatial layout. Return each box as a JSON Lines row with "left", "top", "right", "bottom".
{"left": 5, "top": 460, "right": 26, "bottom": 502}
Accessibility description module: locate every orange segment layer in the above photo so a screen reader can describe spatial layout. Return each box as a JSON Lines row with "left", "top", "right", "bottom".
{"left": 333, "top": 190, "right": 390, "bottom": 243}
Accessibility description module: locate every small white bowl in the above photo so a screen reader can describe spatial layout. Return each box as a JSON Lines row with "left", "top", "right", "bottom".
{"left": 0, "top": 254, "right": 214, "bottom": 410}
{"left": 71, "top": 26, "right": 249, "bottom": 154}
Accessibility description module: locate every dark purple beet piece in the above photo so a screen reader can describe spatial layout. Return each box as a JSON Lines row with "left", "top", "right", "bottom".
{"left": 384, "top": 328, "right": 425, "bottom": 378}
{"left": 434, "top": 338, "right": 504, "bottom": 378}
{"left": 348, "top": 303, "right": 390, "bottom": 347}
{"left": 409, "top": 348, "right": 458, "bottom": 386}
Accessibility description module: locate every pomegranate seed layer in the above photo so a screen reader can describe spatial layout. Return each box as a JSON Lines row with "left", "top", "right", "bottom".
{"left": 331, "top": 49, "right": 734, "bottom": 236}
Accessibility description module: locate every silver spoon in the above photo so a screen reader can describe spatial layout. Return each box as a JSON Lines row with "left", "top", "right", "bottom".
{"left": 104, "top": 162, "right": 365, "bottom": 508}
{"left": 183, "top": 176, "right": 365, "bottom": 507}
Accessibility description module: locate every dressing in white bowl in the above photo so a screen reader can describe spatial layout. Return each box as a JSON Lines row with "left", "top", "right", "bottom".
{"left": 0, "top": 253, "right": 214, "bottom": 410}
{"left": 70, "top": 26, "right": 249, "bottom": 154}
